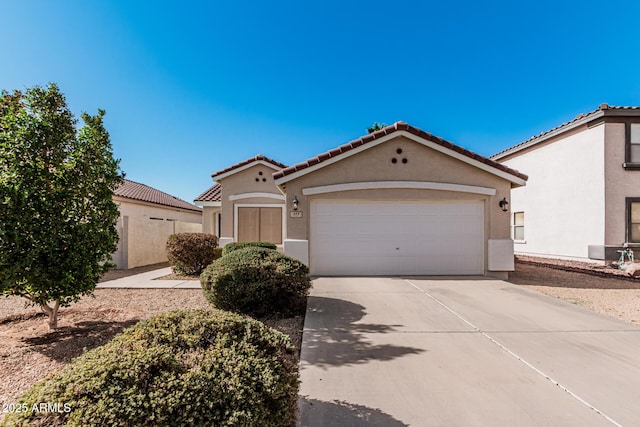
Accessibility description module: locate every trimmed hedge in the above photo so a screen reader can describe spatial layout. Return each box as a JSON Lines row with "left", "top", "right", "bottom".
{"left": 221, "top": 241, "right": 277, "bottom": 256}
{"left": 2, "top": 309, "right": 298, "bottom": 427}
{"left": 201, "top": 247, "right": 310, "bottom": 318}
{"left": 166, "top": 233, "right": 220, "bottom": 276}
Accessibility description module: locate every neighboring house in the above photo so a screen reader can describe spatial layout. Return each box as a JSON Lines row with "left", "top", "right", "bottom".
{"left": 113, "top": 179, "right": 203, "bottom": 269}
{"left": 194, "top": 155, "right": 288, "bottom": 246}
{"left": 491, "top": 104, "right": 640, "bottom": 262}
{"left": 196, "top": 122, "right": 527, "bottom": 278}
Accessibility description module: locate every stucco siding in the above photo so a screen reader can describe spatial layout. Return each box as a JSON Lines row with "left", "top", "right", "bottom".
{"left": 218, "top": 164, "right": 285, "bottom": 240}
{"left": 501, "top": 124, "right": 605, "bottom": 260}
{"left": 201, "top": 206, "right": 221, "bottom": 235}
{"left": 284, "top": 136, "right": 511, "bottom": 239}
{"left": 604, "top": 122, "right": 640, "bottom": 245}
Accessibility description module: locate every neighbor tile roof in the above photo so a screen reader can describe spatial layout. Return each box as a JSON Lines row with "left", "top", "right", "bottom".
{"left": 273, "top": 121, "right": 528, "bottom": 181}
{"left": 211, "top": 154, "right": 287, "bottom": 179}
{"left": 491, "top": 104, "right": 640, "bottom": 160}
{"left": 194, "top": 183, "right": 221, "bottom": 202}
{"left": 115, "top": 179, "right": 202, "bottom": 213}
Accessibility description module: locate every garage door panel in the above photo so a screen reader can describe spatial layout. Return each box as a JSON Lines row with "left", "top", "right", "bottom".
{"left": 311, "top": 201, "right": 484, "bottom": 276}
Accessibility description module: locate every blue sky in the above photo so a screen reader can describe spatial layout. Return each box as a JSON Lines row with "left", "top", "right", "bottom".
{"left": 2, "top": 1, "right": 640, "bottom": 203}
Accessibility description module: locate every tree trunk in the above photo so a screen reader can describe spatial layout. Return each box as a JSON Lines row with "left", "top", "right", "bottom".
{"left": 41, "top": 300, "right": 60, "bottom": 329}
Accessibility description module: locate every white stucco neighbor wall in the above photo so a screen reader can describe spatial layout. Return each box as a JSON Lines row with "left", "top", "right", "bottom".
{"left": 501, "top": 124, "right": 606, "bottom": 260}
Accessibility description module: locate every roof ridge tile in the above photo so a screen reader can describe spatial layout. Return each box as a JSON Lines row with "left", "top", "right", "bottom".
{"left": 115, "top": 179, "right": 202, "bottom": 212}
{"left": 211, "top": 154, "right": 287, "bottom": 178}
{"left": 194, "top": 183, "right": 221, "bottom": 202}
{"left": 491, "top": 104, "right": 640, "bottom": 159}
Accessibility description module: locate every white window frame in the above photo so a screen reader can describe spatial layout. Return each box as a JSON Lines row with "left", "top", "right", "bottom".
{"left": 628, "top": 199, "right": 640, "bottom": 244}
{"left": 630, "top": 124, "right": 640, "bottom": 164}
{"left": 512, "top": 211, "right": 525, "bottom": 243}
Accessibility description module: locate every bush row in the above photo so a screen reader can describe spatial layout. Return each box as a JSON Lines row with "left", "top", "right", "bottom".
{"left": 167, "top": 234, "right": 310, "bottom": 318}
{"left": 222, "top": 241, "right": 277, "bottom": 256}
{"left": 165, "top": 235, "right": 279, "bottom": 276}
{"left": 5, "top": 242, "right": 309, "bottom": 426}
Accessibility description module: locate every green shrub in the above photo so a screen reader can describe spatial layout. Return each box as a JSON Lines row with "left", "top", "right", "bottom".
{"left": 221, "top": 241, "right": 277, "bottom": 256}
{"left": 2, "top": 309, "right": 298, "bottom": 427}
{"left": 201, "top": 247, "right": 310, "bottom": 318}
{"left": 212, "top": 246, "right": 223, "bottom": 259}
{"left": 166, "top": 233, "right": 220, "bottom": 276}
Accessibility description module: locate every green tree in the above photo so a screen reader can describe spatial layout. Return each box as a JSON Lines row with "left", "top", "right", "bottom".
{"left": 367, "top": 122, "right": 387, "bottom": 133}
{"left": 0, "top": 83, "right": 124, "bottom": 329}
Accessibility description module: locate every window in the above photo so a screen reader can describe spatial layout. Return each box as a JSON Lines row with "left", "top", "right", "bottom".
{"left": 513, "top": 212, "right": 525, "bottom": 241}
{"left": 631, "top": 124, "right": 640, "bottom": 162}
{"left": 625, "top": 123, "right": 640, "bottom": 168}
{"left": 628, "top": 199, "right": 640, "bottom": 243}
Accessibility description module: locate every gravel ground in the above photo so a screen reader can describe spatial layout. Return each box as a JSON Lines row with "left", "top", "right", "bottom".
{"left": 509, "top": 258, "right": 640, "bottom": 326}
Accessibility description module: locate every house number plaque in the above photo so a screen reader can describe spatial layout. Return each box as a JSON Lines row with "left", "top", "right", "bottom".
{"left": 290, "top": 211, "right": 303, "bottom": 218}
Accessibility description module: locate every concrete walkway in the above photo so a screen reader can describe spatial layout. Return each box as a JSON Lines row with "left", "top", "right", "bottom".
{"left": 97, "top": 267, "right": 201, "bottom": 289}
{"left": 298, "top": 277, "right": 640, "bottom": 426}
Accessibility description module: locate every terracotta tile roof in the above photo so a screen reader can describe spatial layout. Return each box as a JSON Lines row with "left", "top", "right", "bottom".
{"left": 491, "top": 104, "right": 640, "bottom": 160}
{"left": 211, "top": 154, "right": 287, "bottom": 179}
{"left": 194, "top": 183, "right": 221, "bottom": 203}
{"left": 115, "top": 179, "right": 202, "bottom": 213}
{"left": 273, "top": 121, "right": 528, "bottom": 182}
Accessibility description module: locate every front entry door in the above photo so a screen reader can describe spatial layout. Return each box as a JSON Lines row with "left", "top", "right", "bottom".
{"left": 237, "top": 207, "right": 282, "bottom": 244}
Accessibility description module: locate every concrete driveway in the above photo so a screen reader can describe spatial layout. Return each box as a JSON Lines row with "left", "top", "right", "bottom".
{"left": 298, "top": 277, "right": 640, "bottom": 426}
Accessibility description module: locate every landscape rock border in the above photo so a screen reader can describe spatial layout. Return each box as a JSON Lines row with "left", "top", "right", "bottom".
{"left": 516, "top": 255, "right": 640, "bottom": 281}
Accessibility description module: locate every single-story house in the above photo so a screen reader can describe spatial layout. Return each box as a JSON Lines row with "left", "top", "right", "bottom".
{"left": 491, "top": 104, "right": 640, "bottom": 262}
{"left": 196, "top": 122, "right": 527, "bottom": 278}
{"left": 113, "top": 179, "right": 202, "bottom": 269}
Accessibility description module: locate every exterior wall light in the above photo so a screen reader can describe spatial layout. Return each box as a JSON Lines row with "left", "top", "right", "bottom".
{"left": 499, "top": 197, "right": 509, "bottom": 212}
{"left": 292, "top": 196, "right": 299, "bottom": 211}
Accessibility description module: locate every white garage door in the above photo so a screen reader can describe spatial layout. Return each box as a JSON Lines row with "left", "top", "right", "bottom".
{"left": 310, "top": 200, "right": 485, "bottom": 276}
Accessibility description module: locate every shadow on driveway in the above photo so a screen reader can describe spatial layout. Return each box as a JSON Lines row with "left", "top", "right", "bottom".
{"left": 301, "top": 296, "right": 424, "bottom": 367}
{"left": 298, "top": 397, "right": 408, "bottom": 426}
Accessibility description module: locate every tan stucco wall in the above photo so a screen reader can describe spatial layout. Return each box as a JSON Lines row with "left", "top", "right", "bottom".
{"left": 112, "top": 198, "right": 203, "bottom": 268}
{"left": 280, "top": 135, "right": 513, "bottom": 270}
{"left": 201, "top": 206, "right": 221, "bottom": 235}
{"left": 218, "top": 164, "right": 285, "bottom": 239}
{"left": 604, "top": 122, "right": 640, "bottom": 245}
